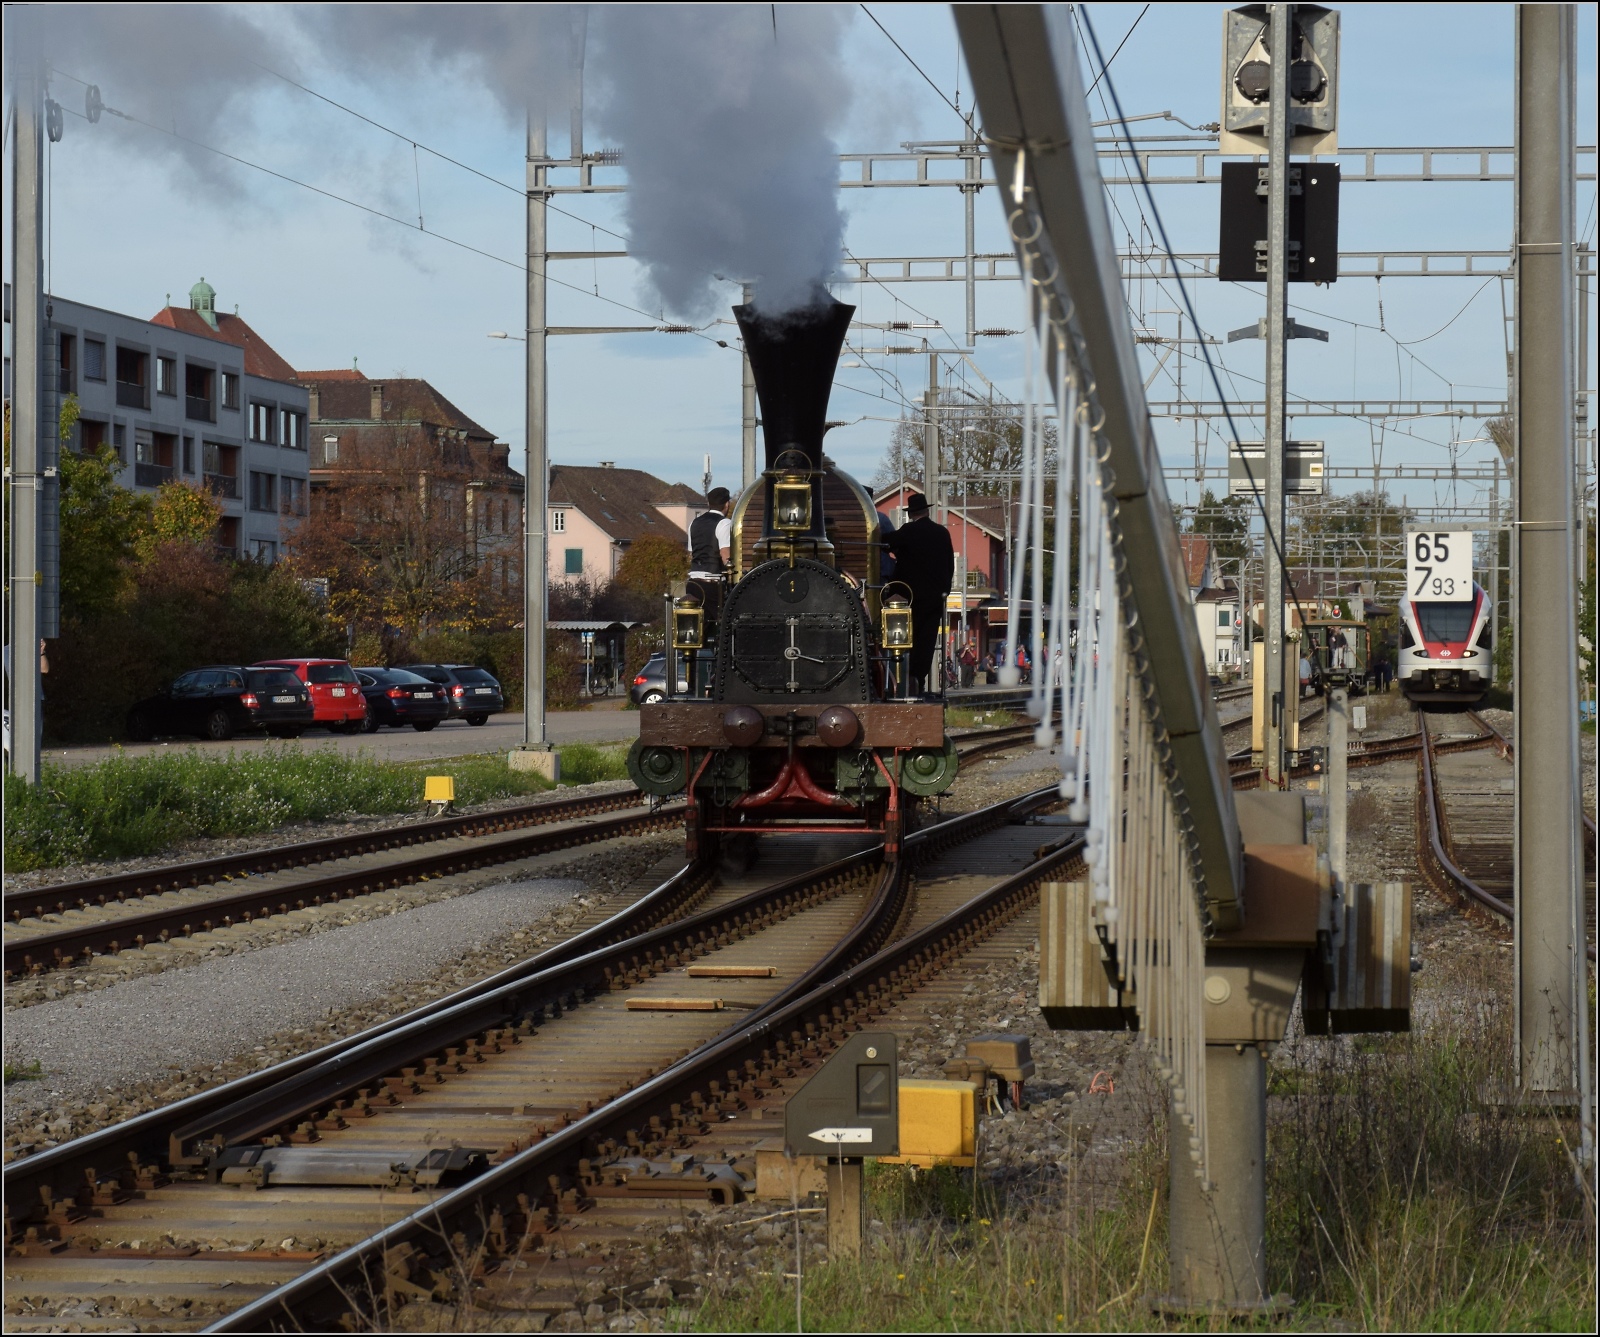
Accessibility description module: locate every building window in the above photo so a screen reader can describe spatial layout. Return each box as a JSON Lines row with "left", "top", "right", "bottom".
{"left": 1218, "top": 608, "right": 1233, "bottom": 629}
{"left": 249, "top": 402, "right": 275, "bottom": 443}
{"left": 280, "top": 476, "right": 307, "bottom": 517}
{"left": 115, "top": 347, "right": 150, "bottom": 410}
{"left": 156, "top": 356, "right": 177, "bottom": 396}
{"left": 564, "top": 548, "right": 584, "bottom": 576}
{"left": 185, "top": 364, "right": 215, "bottom": 422}
{"left": 182, "top": 435, "right": 195, "bottom": 474}
{"left": 221, "top": 372, "right": 240, "bottom": 410}
{"left": 322, "top": 435, "right": 339, "bottom": 465}
{"left": 252, "top": 538, "right": 278, "bottom": 563}
{"left": 552, "top": 510, "right": 566, "bottom": 533}
{"left": 249, "top": 472, "right": 277, "bottom": 513}
{"left": 80, "top": 420, "right": 108, "bottom": 454}
{"left": 111, "top": 422, "right": 126, "bottom": 463}
{"left": 58, "top": 333, "right": 75, "bottom": 393}
{"left": 84, "top": 339, "right": 106, "bottom": 381}
{"left": 281, "top": 410, "right": 303, "bottom": 450}
{"left": 135, "top": 432, "right": 155, "bottom": 466}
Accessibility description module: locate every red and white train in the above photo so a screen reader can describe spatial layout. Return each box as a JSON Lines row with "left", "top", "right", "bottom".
{"left": 1398, "top": 581, "right": 1492, "bottom": 705}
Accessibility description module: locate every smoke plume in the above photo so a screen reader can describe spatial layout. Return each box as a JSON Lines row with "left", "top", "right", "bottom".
{"left": 587, "top": 5, "right": 851, "bottom": 319}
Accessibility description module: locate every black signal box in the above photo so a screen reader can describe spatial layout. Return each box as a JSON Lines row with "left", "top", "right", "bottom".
{"left": 1217, "top": 162, "right": 1340, "bottom": 283}
{"left": 784, "top": 1031, "right": 899, "bottom": 1160}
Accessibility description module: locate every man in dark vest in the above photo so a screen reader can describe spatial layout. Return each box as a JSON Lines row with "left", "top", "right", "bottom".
{"left": 688, "top": 487, "right": 733, "bottom": 619}
{"left": 884, "top": 492, "right": 955, "bottom": 695}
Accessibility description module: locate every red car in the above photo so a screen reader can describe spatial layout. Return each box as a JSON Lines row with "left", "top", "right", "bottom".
{"left": 252, "top": 658, "right": 368, "bottom": 733}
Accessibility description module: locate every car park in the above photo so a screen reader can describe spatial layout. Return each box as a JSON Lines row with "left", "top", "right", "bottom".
{"left": 399, "top": 664, "right": 505, "bottom": 725}
{"left": 628, "top": 652, "right": 688, "bottom": 706}
{"left": 125, "top": 666, "right": 314, "bottom": 741}
{"left": 354, "top": 667, "right": 449, "bottom": 732}
{"left": 252, "top": 658, "right": 368, "bottom": 733}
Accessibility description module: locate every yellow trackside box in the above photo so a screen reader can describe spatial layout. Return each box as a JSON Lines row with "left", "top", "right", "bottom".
{"left": 878, "top": 1080, "right": 980, "bottom": 1168}
{"left": 424, "top": 775, "right": 456, "bottom": 804}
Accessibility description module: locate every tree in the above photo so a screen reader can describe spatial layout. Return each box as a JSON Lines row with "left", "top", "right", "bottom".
{"left": 133, "top": 480, "right": 222, "bottom": 562}
{"left": 284, "top": 423, "right": 498, "bottom": 639}
{"left": 871, "top": 392, "right": 1055, "bottom": 493}
{"left": 614, "top": 534, "right": 689, "bottom": 600}
{"left": 58, "top": 444, "right": 147, "bottom": 618}
{"left": 1185, "top": 488, "right": 1253, "bottom": 565}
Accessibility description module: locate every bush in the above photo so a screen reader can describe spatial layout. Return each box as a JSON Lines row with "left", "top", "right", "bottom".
{"left": 3, "top": 743, "right": 637, "bottom": 872}
{"left": 4, "top": 749, "right": 413, "bottom": 870}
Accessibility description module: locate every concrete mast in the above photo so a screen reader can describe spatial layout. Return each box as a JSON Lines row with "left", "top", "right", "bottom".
{"left": 1512, "top": 2, "right": 1584, "bottom": 1112}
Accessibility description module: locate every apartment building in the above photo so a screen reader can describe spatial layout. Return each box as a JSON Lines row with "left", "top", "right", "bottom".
{"left": 548, "top": 464, "right": 703, "bottom": 587}
{"left": 50, "top": 279, "right": 310, "bottom": 560}
{"left": 299, "top": 369, "right": 525, "bottom": 594}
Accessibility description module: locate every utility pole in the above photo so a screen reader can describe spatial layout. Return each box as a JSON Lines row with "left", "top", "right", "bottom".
{"left": 924, "top": 352, "right": 941, "bottom": 516}
{"left": 1491, "top": 455, "right": 1501, "bottom": 675}
{"left": 1512, "top": 3, "right": 1583, "bottom": 1116}
{"left": 6, "top": 65, "right": 45, "bottom": 784}
{"left": 1261, "top": 3, "right": 1292, "bottom": 788}
{"left": 741, "top": 283, "right": 757, "bottom": 489}
{"left": 964, "top": 132, "right": 980, "bottom": 345}
{"left": 513, "top": 107, "right": 557, "bottom": 779}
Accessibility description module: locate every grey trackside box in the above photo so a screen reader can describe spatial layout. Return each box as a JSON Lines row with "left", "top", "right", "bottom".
{"left": 784, "top": 1031, "right": 899, "bottom": 1160}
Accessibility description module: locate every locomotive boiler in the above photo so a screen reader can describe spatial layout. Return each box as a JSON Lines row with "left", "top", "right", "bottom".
{"left": 625, "top": 296, "right": 957, "bottom": 859}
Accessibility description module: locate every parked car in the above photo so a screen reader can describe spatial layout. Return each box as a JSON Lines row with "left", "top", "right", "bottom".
{"left": 125, "top": 666, "right": 313, "bottom": 742}
{"left": 252, "top": 658, "right": 368, "bottom": 733}
{"left": 399, "top": 664, "right": 505, "bottom": 725}
{"left": 629, "top": 652, "right": 688, "bottom": 707}
{"left": 354, "top": 667, "right": 449, "bottom": 732}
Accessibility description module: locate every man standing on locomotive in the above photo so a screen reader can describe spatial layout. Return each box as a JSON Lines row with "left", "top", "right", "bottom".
{"left": 885, "top": 492, "right": 955, "bottom": 696}
{"left": 688, "top": 487, "right": 734, "bottom": 617}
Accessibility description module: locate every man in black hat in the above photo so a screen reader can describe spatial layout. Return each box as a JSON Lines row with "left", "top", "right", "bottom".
{"left": 884, "top": 492, "right": 955, "bottom": 694}
{"left": 688, "top": 487, "right": 733, "bottom": 581}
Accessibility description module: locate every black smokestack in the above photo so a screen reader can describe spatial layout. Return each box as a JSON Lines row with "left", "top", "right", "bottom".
{"left": 734, "top": 297, "right": 854, "bottom": 470}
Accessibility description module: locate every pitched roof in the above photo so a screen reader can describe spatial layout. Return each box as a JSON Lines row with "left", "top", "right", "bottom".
{"left": 1177, "top": 535, "right": 1212, "bottom": 589}
{"left": 873, "top": 483, "right": 1008, "bottom": 539}
{"left": 297, "top": 368, "right": 368, "bottom": 381}
{"left": 548, "top": 465, "right": 703, "bottom": 547}
{"left": 149, "top": 306, "right": 300, "bottom": 383}
{"left": 299, "top": 374, "right": 497, "bottom": 441}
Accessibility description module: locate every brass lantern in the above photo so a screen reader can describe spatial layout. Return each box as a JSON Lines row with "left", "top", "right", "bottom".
{"left": 880, "top": 583, "right": 914, "bottom": 651}
{"left": 771, "top": 450, "right": 813, "bottom": 534}
{"left": 671, "top": 594, "right": 704, "bottom": 651}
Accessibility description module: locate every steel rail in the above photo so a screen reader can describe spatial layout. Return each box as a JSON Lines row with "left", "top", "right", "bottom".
{"left": 206, "top": 794, "right": 1077, "bottom": 1332}
{"left": 1417, "top": 711, "right": 1597, "bottom": 963}
{"left": 1465, "top": 709, "right": 1599, "bottom": 846}
{"left": 0, "top": 856, "right": 700, "bottom": 1218}
{"left": 5, "top": 787, "right": 646, "bottom": 925}
{"left": 4, "top": 803, "right": 683, "bottom": 979}
{"left": 168, "top": 783, "right": 1051, "bottom": 1162}
{"left": 2, "top": 729, "right": 1048, "bottom": 1230}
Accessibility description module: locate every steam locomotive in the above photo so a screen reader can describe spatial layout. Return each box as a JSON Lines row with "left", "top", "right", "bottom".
{"left": 625, "top": 297, "right": 957, "bottom": 860}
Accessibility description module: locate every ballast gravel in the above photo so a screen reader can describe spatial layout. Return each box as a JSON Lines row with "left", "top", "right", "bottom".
{"left": 3, "top": 876, "right": 582, "bottom": 1120}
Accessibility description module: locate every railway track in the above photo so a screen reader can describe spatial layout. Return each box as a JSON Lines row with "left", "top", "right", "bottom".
{"left": 1415, "top": 708, "right": 1597, "bottom": 958}
{"left": 4, "top": 726, "right": 1047, "bottom": 983}
{"left": 3, "top": 781, "right": 1081, "bottom": 1333}
{"left": 3, "top": 792, "right": 676, "bottom": 982}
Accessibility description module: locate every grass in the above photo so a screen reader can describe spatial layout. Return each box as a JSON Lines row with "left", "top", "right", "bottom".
{"left": 2, "top": 742, "right": 635, "bottom": 872}
{"left": 945, "top": 708, "right": 1018, "bottom": 729}
{"left": 694, "top": 971, "right": 1594, "bottom": 1332}
{"left": 3, "top": 1061, "right": 43, "bottom": 1085}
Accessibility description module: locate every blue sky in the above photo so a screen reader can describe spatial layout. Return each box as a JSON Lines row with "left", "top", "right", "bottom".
{"left": 6, "top": 3, "right": 1595, "bottom": 517}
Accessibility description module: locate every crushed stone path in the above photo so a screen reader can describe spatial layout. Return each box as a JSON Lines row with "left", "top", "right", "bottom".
{"left": 3, "top": 877, "right": 581, "bottom": 1120}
